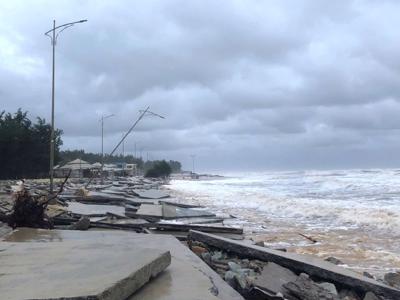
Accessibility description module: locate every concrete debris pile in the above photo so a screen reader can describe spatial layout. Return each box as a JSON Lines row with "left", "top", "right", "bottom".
{"left": 0, "top": 177, "right": 243, "bottom": 240}
{"left": 1, "top": 177, "right": 400, "bottom": 300}
{"left": 188, "top": 230, "right": 400, "bottom": 300}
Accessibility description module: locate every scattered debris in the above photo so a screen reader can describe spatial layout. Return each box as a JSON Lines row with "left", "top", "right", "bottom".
{"left": 188, "top": 230, "right": 400, "bottom": 300}
{"left": 298, "top": 232, "right": 318, "bottom": 244}
{"left": 325, "top": 256, "right": 344, "bottom": 265}
{"left": 1, "top": 175, "right": 399, "bottom": 300}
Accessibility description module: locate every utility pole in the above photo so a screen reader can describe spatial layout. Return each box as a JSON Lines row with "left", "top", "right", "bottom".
{"left": 121, "top": 133, "right": 125, "bottom": 175}
{"left": 45, "top": 19, "right": 87, "bottom": 194}
{"left": 190, "top": 155, "right": 196, "bottom": 174}
{"left": 109, "top": 107, "right": 165, "bottom": 156}
{"left": 134, "top": 142, "right": 137, "bottom": 158}
{"left": 108, "top": 107, "right": 165, "bottom": 178}
{"left": 100, "top": 114, "right": 114, "bottom": 184}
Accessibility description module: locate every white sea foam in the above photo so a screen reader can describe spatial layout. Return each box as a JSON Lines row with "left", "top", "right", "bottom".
{"left": 170, "top": 169, "right": 400, "bottom": 232}
{"left": 168, "top": 169, "right": 400, "bottom": 275}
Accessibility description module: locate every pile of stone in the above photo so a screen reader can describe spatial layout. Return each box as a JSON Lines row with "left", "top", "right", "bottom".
{"left": 188, "top": 231, "right": 400, "bottom": 300}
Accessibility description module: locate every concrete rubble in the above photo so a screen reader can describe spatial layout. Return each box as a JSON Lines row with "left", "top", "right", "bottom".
{"left": 0, "top": 239, "right": 171, "bottom": 300}
{"left": 188, "top": 230, "right": 400, "bottom": 300}
{"left": 1, "top": 228, "right": 243, "bottom": 300}
{"left": 1, "top": 177, "right": 400, "bottom": 300}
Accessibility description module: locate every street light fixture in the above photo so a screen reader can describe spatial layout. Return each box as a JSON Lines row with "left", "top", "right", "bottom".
{"left": 44, "top": 19, "right": 87, "bottom": 194}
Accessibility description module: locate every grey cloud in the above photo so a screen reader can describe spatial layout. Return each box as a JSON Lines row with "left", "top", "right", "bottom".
{"left": 2, "top": 0, "right": 400, "bottom": 171}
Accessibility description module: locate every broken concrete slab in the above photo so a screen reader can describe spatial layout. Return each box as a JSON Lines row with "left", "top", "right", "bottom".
{"left": 145, "top": 229, "right": 245, "bottom": 241}
{"left": 0, "top": 240, "right": 170, "bottom": 300}
{"left": 132, "top": 189, "right": 170, "bottom": 199}
{"left": 4, "top": 228, "right": 243, "bottom": 300}
{"left": 254, "top": 262, "right": 298, "bottom": 295}
{"left": 162, "top": 217, "right": 225, "bottom": 224}
{"left": 135, "top": 204, "right": 163, "bottom": 218}
{"left": 282, "top": 273, "right": 340, "bottom": 300}
{"left": 145, "top": 222, "right": 243, "bottom": 234}
{"left": 160, "top": 199, "right": 202, "bottom": 208}
{"left": 134, "top": 203, "right": 216, "bottom": 220}
{"left": 172, "top": 204, "right": 215, "bottom": 218}
{"left": 67, "top": 201, "right": 126, "bottom": 216}
{"left": 188, "top": 230, "right": 400, "bottom": 299}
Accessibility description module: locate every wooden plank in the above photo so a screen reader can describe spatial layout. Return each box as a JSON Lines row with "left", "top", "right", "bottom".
{"left": 188, "top": 230, "right": 400, "bottom": 299}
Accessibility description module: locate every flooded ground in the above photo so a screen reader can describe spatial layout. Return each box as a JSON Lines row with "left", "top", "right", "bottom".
{"left": 167, "top": 169, "right": 400, "bottom": 277}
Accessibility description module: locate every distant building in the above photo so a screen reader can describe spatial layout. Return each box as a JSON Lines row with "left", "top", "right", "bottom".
{"left": 54, "top": 159, "right": 94, "bottom": 178}
{"left": 125, "top": 163, "right": 137, "bottom": 176}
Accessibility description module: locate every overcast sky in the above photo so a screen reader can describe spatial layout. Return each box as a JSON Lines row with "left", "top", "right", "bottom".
{"left": 1, "top": 0, "right": 400, "bottom": 172}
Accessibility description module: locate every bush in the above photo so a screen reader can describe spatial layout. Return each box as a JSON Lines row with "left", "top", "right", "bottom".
{"left": 144, "top": 160, "right": 172, "bottom": 178}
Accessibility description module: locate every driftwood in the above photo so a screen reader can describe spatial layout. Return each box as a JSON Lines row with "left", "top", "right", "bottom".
{"left": 298, "top": 232, "right": 318, "bottom": 243}
{"left": 6, "top": 188, "right": 52, "bottom": 229}
{"left": 1, "top": 171, "right": 71, "bottom": 229}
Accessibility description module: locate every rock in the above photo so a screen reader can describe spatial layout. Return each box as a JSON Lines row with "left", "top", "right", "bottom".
{"left": 189, "top": 230, "right": 400, "bottom": 299}
{"left": 211, "top": 251, "right": 224, "bottom": 262}
{"left": 228, "top": 261, "right": 242, "bottom": 273}
{"left": 225, "top": 271, "right": 237, "bottom": 289}
{"left": 236, "top": 272, "right": 249, "bottom": 290}
{"left": 191, "top": 245, "right": 207, "bottom": 256}
{"left": 69, "top": 216, "right": 90, "bottom": 230}
{"left": 275, "top": 248, "right": 287, "bottom": 252}
{"left": 201, "top": 252, "right": 211, "bottom": 265}
{"left": 248, "top": 287, "right": 284, "bottom": 299}
{"left": 363, "top": 272, "right": 374, "bottom": 279}
{"left": 325, "top": 256, "right": 343, "bottom": 265}
{"left": 224, "top": 270, "right": 250, "bottom": 291}
{"left": 383, "top": 272, "right": 400, "bottom": 289}
{"left": 212, "top": 261, "right": 230, "bottom": 273}
{"left": 339, "top": 289, "right": 361, "bottom": 300}
{"left": 248, "top": 260, "right": 264, "bottom": 273}
{"left": 282, "top": 273, "right": 340, "bottom": 300}
{"left": 255, "top": 241, "right": 265, "bottom": 247}
{"left": 318, "top": 282, "right": 338, "bottom": 295}
{"left": 363, "top": 291, "right": 382, "bottom": 300}
{"left": 254, "top": 262, "right": 298, "bottom": 295}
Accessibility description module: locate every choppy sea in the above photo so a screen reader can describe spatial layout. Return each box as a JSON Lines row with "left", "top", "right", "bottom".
{"left": 168, "top": 169, "right": 400, "bottom": 276}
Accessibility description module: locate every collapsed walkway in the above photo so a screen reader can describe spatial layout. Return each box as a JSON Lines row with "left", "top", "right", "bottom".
{"left": 1, "top": 228, "right": 243, "bottom": 300}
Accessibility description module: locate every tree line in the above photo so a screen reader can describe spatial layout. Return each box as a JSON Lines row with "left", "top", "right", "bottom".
{"left": 0, "top": 110, "right": 181, "bottom": 179}
{"left": 60, "top": 150, "right": 182, "bottom": 173}
{"left": 0, "top": 109, "right": 62, "bottom": 179}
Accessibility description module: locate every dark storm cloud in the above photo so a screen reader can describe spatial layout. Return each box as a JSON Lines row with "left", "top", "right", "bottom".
{"left": 1, "top": 0, "right": 400, "bottom": 171}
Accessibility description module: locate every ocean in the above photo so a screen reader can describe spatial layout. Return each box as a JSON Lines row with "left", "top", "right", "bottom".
{"left": 168, "top": 169, "right": 400, "bottom": 276}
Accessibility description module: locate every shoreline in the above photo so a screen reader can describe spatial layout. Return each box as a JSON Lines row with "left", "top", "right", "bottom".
{"left": 165, "top": 177, "right": 400, "bottom": 279}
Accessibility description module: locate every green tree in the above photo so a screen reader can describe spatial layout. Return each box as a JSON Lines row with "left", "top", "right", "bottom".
{"left": 0, "top": 109, "right": 63, "bottom": 179}
{"left": 144, "top": 160, "right": 172, "bottom": 178}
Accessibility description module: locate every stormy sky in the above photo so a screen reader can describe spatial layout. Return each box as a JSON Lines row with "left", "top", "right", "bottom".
{"left": 1, "top": 0, "right": 400, "bottom": 172}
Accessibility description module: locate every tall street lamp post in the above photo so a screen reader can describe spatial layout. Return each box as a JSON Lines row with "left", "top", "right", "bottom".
{"left": 100, "top": 114, "right": 114, "bottom": 184}
{"left": 190, "top": 154, "right": 196, "bottom": 174}
{"left": 45, "top": 19, "right": 87, "bottom": 194}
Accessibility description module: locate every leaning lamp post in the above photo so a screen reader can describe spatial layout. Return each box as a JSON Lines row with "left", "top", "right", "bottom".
{"left": 45, "top": 19, "right": 87, "bottom": 194}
